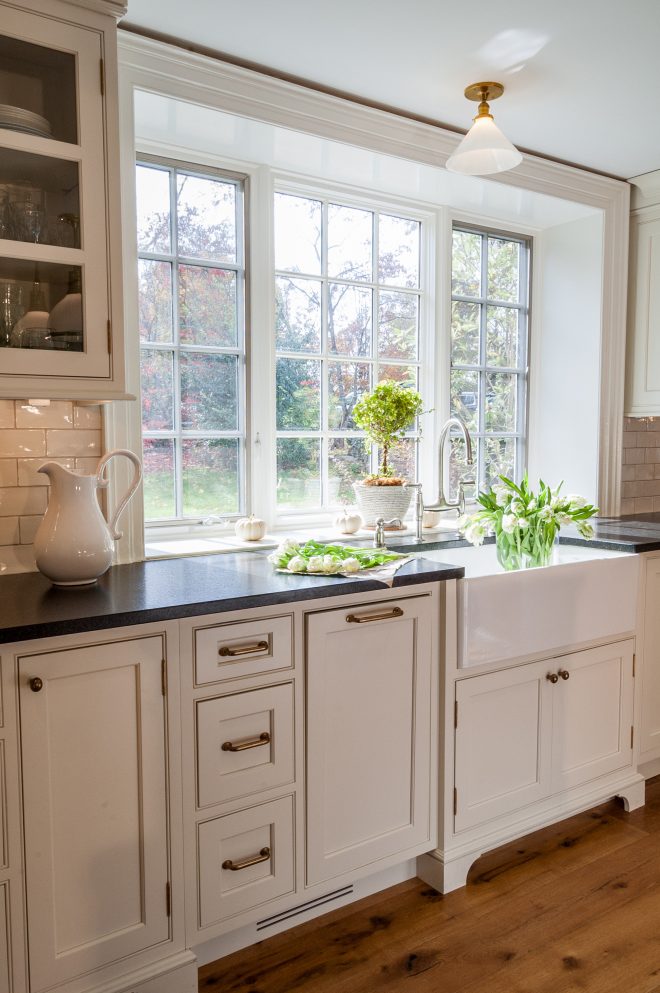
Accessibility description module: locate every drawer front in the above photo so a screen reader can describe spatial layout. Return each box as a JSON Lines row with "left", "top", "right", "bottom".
{"left": 197, "top": 683, "right": 295, "bottom": 807}
{"left": 195, "top": 615, "right": 293, "bottom": 685}
{"left": 197, "top": 796, "right": 295, "bottom": 928}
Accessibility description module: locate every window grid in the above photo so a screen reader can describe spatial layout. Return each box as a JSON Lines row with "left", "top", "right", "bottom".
{"left": 274, "top": 192, "right": 423, "bottom": 512}
{"left": 137, "top": 160, "right": 247, "bottom": 523}
{"left": 450, "top": 225, "right": 530, "bottom": 493}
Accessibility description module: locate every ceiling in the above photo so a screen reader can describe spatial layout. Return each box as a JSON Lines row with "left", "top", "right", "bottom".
{"left": 122, "top": 0, "right": 660, "bottom": 181}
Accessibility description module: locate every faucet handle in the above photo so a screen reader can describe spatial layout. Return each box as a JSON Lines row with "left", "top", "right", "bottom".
{"left": 458, "top": 477, "right": 476, "bottom": 515}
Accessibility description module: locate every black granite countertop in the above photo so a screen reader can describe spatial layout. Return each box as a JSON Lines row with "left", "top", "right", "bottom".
{"left": 0, "top": 550, "right": 464, "bottom": 645}
{"left": 2, "top": 514, "right": 660, "bottom": 646}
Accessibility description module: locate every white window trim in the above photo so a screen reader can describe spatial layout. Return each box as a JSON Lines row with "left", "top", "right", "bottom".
{"left": 109, "top": 32, "right": 629, "bottom": 564}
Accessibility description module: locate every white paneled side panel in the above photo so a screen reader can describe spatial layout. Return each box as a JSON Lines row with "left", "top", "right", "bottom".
{"left": 306, "top": 595, "right": 434, "bottom": 886}
{"left": 642, "top": 558, "right": 660, "bottom": 758}
{"left": 19, "top": 635, "right": 170, "bottom": 992}
{"left": 0, "top": 881, "right": 9, "bottom": 993}
{"left": 627, "top": 210, "right": 660, "bottom": 414}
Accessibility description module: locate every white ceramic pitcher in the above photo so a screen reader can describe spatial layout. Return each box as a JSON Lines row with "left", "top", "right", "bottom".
{"left": 34, "top": 449, "right": 142, "bottom": 586}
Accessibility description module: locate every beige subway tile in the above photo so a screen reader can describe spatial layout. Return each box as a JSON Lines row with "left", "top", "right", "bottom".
{"left": 73, "top": 404, "right": 102, "bottom": 429}
{"left": 635, "top": 432, "right": 651, "bottom": 447}
{"left": 0, "top": 459, "right": 17, "bottom": 486}
{"left": 0, "top": 400, "right": 15, "bottom": 428}
{"left": 622, "top": 465, "right": 636, "bottom": 482}
{"left": 638, "top": 479, "right": 660, "bottom": 497}
{"left": 643, "top": 430, "right": 660, "bottom": 448}
{"left": 0, "top": 430, "right": 45, "bottom": 457}
{"left": 635, "top": 497, "right": 654, "bottom": 512}
{"left": 0, "top": 486, "right": 48, "bottom": 517}
{"left": 0, "top": 543, "right": 36, "bottom": 574}
{"left": 15, "top": 400, "right": 73, "bottom": 429}
{"left": 653, "top": 497, "right": 660, "bottom": 512}
{"left": 622, "top": 432, "right": 638, "bottom": 448}
{"left": 0, "top": 517, "right": 19, "bottom": 546}
{"left": 75, "top": 457, "right": 100, "bottom": 475}
{"left": 645, "top": 448, "right": 660, "bottom": 463}
{"left": 19, "top": 515, "right": 42, "bottom": 545}
{"left": 625, "top": 448, "right": 645, "bottom": 464}
{"left": 620, "top": 499, "right": 636, "bottom": 515}
{"left": 626, "top": 416, "right": 647, "bottom": 430}
{"left": 18, "top": 457, "right": 75, "bottom": 487}
{"left": 46, "top": 429, "right": 101, "bottom": 458}
{"left": 623, "top": 481, "right": 641, "bottom": 499}
{"left": 635, "top": 464, "right": 654, "bottom": 480}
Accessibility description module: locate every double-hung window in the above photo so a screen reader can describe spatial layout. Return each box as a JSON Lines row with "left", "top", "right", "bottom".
{"left": 450, "top": 225, "right": 530, "bottom": 493}
{"left": 135, "top": 160, "right": 247, "bottom": 524}
{"left": 273, "top": 190, "right": 423, "bottom": 514}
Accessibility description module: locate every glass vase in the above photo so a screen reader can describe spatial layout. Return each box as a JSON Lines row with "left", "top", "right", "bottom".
{"left": 496, "top": 531, "right": 556, "bottom": 571}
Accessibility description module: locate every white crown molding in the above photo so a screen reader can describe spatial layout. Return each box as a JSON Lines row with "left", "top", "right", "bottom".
{"left": 63, "top": 0, "right": 127, "bottom": 18}
{"left": 629, "top": 170, "right": 660, "bottom": 211}
{"left": 116, "top": 30, "right": 629, "bottom": 516}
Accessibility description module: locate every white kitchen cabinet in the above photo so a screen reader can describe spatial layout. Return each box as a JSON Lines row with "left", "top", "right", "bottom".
{"left": 0, "top": 0, "right": 129, "bottom": 399}
{"left": 454, "top": 641, "right": 634, "bottom": 834}
{"left": 305, "top": 593, "right": 435, "bottom": 886}
{"left": 0, "top": 651, "right": 25, "bottom": 993}
{"left": 625, "top": 174, "right": 660, "bottom": 416}
{"left": 18, "top": 632, "right": 171, "bottom": 992}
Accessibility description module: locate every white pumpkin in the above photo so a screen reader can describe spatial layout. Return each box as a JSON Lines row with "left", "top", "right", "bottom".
{"left": 333, "top": 507, "right": 362, "bottom": 535}
{"left": 235, "top": 515, "right": 267, "bottom": 541}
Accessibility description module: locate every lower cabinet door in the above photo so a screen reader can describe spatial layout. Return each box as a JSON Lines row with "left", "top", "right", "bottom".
{"left": 305, "top": 595, "right": 434, "bottom": 886}
{"left": 197, "top": 796, "right": 295, "bottom": 928}
{"left": 551, "top": 640, "right": 635, "bottom": 793}
{"left": 19, "top": 635, "right": 170, "bottom": 993}
{"left": 454, "top": 661, "right": 553, "bottom": 831}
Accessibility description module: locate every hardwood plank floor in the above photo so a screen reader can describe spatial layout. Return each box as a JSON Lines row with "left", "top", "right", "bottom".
{"left": 200, "top": 777, "right": 660, "bottom": 993}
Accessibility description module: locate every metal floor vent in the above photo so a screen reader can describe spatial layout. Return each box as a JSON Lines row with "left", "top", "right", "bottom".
{"left": 256, "top": 885, "right": 354, "bottom": 931}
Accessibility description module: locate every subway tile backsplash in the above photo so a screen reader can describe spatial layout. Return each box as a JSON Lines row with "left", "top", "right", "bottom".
{"left": 0, "top": 400, "right": 103, "bottom": 574}
{"left": 621, "top": 417, "right": 660, "bottom": 515}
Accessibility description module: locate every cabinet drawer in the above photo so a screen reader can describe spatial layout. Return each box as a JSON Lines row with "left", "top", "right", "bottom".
{"left": 195, "top": 615, "right": 293, "bottom": 685}
{"left": 197, "top": 796, "right": 294, "bottom": 928}
{"left": 196, "top": 683, "right": 295, "bottom": 807}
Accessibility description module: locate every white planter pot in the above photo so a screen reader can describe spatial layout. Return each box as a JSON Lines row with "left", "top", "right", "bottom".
{"left": 353, "top": 481, "right": 412, "bottom": 528}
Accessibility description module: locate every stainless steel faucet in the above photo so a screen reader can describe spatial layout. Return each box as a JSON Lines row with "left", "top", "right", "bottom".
{"left": 407, "top": 416, "right": 475, "bottom": 539}
{"left": 373, "top": 517, "right": 402, "bottom": 548}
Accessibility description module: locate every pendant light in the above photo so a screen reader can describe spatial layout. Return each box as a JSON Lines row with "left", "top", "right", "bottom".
{"left": 446, "top": 82, "right": 522, "bottom": 176}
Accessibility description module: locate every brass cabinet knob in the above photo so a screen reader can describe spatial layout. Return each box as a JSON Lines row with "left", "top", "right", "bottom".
{"left": 29, "top": 677, "right": 43, "bottom": 692}
{"left": 546, "top": 673, "right": 559, "bottom": 684}
{"left": 559, "top": 669, "right": 570, "bottom": 680}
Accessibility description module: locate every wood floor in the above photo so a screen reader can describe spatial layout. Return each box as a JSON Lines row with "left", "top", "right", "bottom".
{"left": 200, "top": 776, "right": 660, "bottom": 993}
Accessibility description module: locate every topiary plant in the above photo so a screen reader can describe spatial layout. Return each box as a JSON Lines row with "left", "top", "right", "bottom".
{"left": 353, "top": 380, "right": 424, "bottom": 484}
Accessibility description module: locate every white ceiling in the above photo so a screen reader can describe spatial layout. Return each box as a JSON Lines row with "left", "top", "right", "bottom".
{"left": 123, "top": 0, "right": 660, "bottom": 180}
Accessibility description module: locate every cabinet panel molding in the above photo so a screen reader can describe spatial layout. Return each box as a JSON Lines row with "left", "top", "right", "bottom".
{"left": 0, "top": 881, "right": 10, "bottom": 993}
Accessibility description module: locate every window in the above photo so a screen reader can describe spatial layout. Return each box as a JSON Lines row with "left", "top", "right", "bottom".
{"left": 135, "top": 161, "right": 247, "bottom": 523}
{"left": 273, "top": 191, "right": 423, "bottom": 513}
{"left": 450, "top": 226, "right": 530, "bottom": 493}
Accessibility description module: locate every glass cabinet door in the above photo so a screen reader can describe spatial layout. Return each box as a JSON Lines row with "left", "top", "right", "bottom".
{"left": 0, "top": 7, "right": 111, "bottom": 382}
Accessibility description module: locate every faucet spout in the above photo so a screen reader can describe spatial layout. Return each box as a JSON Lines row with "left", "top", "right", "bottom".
{"left": 425, "top": 416, "right": 474, "bottom": 514}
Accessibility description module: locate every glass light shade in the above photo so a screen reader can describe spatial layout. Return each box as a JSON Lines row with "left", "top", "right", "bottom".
{"left": 446, "top": 115, "right": 523, "bottom": 176}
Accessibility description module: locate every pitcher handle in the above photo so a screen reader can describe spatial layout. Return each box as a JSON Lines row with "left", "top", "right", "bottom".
{"left": 96, "top": 449, "right": 143, "bottom": 541}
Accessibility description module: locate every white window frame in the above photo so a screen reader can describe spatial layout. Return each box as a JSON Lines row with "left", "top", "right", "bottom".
{"left": 271, "top": 177, "right": 435, "bottom": 522}
{"left": 136, "top": 155, "right": 249, "bottom": 527}
{"left": 450, "top": 222, "right": 531, "bottom": 490}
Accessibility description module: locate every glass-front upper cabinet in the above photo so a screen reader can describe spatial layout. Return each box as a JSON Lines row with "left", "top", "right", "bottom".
{"left": 0, "top": 0, "right": 128, "bottom": 398}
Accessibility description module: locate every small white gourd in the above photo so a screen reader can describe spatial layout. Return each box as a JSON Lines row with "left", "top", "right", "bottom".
{"left": 333, "top": 507, "right": 362, "bottom": 535}
{"left": 235, "top": 515, "right": 267, "bottom": 541}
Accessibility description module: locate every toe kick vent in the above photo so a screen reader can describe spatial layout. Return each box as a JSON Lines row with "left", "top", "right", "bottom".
{"left": 256, "top": 885, "right": 354, "bottom": 931}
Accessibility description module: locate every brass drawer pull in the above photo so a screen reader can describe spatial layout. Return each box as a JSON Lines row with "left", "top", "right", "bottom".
{"left": 222, "top": 846, "right": 271, "bottom": 871}
{"left": 546, "top": 672, "right": 559, "bottom": 684}
{"left": 559, "top": 669, "right": 570, "bottom": 680}
{"left": 346, "top": 606, "right": 404, "bottom": 624}
{"left": 222, "top": 731, "right": 271, "bottom": 753}
{"left": 219, "top": 639, "right": 269, "bottom": 658}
